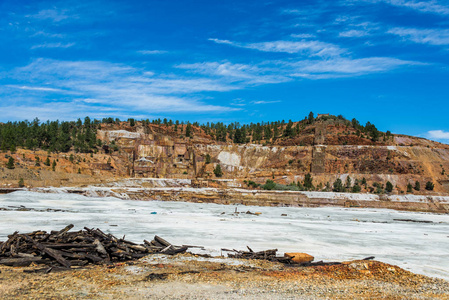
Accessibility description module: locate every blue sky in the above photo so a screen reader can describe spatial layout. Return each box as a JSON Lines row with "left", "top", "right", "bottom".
{"left": 1, "top": 0, "right": 449, "bottom": 142}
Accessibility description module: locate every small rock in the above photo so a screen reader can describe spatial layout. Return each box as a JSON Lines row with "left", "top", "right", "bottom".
{"left": 387, "top": 267, "right": 396, "bottom": 273}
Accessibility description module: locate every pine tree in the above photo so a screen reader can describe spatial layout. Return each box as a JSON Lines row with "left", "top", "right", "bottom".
{"left": 414, "top": 181, "right": 420, "bottom": 191}
{"left": 345, "top": 176, "right": 352, "bottom": 189}
{"left": 213, "top": 164, "right": 223, "bottom": 177}
{"left": 186, "top": 123, "right": 192, "bottom": 137}
{"left": 303, "top": 173, "right": 313, "bottom": 190}
{"left": 351, "top": 184, "right": 361, "bottom": 193}
{"left": 234, "top": 128, "right": 245, "bottom": 144}
{"left": 308, "top": 112, "right": 314, "bottom": 124}
{"left": 284, "top": 120, "right": 294, "bottom": 138}
{"left": 386, "top": 181, "right": 393, "bottom": 193}
{"left": 425, "top": 181, "right": 434, "bottom": 191}
{"left": 6, "top": 157, "right": 15, "bottom": 169}
{"left": 333, "top": 178, "right": 344, "bottom": 192}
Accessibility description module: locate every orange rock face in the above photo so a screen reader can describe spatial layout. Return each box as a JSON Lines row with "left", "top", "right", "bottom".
{"left": 284, "top": 252, "right": 314, "bottom": 263}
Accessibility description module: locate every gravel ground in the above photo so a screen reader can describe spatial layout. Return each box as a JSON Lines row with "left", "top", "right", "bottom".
{"left": 1, "top": 254, "right": 449, "bottom": 299}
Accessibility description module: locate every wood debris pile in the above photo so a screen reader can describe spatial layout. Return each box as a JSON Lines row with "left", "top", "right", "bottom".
{"left": 0, "top": 224, "right": 189, "bottom": 269}
{"left": 223, "top": 246, "right": 294, "bottom": 264}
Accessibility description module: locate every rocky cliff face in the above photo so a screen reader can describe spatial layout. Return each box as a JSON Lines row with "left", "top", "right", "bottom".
{"left": 93, "top": 120, "right": 449, "bottom": 195}
{"left": 1, "top": 120, "right": 448, "bottom": 195}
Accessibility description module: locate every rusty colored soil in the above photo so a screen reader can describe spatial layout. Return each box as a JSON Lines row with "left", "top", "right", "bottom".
{"left": 1, "top": 254, "right": 448, "bottom": 299}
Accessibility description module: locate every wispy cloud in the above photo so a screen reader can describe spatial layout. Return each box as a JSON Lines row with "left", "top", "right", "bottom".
{"left": 281, "top": 9, "right": 304, "bottom": 15}
{"left": 209, "top": 38, "right": 344, "bottom": 57}
{"left": 5, "top": 85, "right": 66, "bottom": 92}
{"left": 31, "top": 42, "right": 75, "bottom": 49}
{"left": 291, "top": 33, "right": 316, "bottom": 39}
{"left": 1, "top": 58, "right": 240, "bottom": 120}
{"left": 137, "top": 50, "right": 168, "bottom": 55}
{"left": 357, "top": 0, "right": 449, "bottom": 15}
{"left": 176, "top": 61, "right": 289, "bottom": 84}
{"left": 385, "top": 0, "right": 449, "bottom": 15}
{"left": 427, "top": 130, "right": 449, "bottom": 140}
{"left": 252, "top": 100, "right": 281, "bottom": 104}
{"left": 339, "top": 29, "right": 370, "bottom": 37}
{"left": 28, "top": 8, "right": 72, "bottom": 22}
{"left": 288, "top": 57, "right": 417, "bottom": 78}
{"left": 388, "top": 27, "right": 449, "bottom": 45}
{"left": 179, "top": 56, "right": 417, "bottom": 83}
{"left": 32, "top": 31, "right": 65, "bottom": 38}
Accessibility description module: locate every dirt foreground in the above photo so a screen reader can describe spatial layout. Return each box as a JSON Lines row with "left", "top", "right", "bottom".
{"left": 1, "top": 253, "right": 448, "bottom": 299}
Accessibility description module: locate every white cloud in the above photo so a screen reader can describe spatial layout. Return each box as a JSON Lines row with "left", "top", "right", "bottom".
{"left": 178, "top": 56, "right": 417, "bottom": 84}
{"left": 291, "top": 33, "right": 316, "bottom": 39}
{"left": 428, "top": 130, "right": 449, "bottom": 140}
{"left": 230, "top": 98, "right": 246, "bottom": 106}
{"left": 28, "top": 8, "right": 71, "bottom": 22}
{"left": 32, "top": 31, "right": 65, "bottom": 38}
{"left": 339, "top": 29, "right": 370, "bottom": 37}
{"left": 5, "top": 85, "right": 66, "bottom": 92}
{"left": 2, "top": 58, "right": 240, "bottom": 119}
{"left": 356, "top": 0, "right": 449, "bottom": 15}
{"left": 176, "top": 61, "right": 289, "bottom": 84}
{"left": 281, "top": 9, "right": 303, "bottom": 15}
{"left": 384, "top": 0, "right": 449, "bottom": 15}
{"left": 288, "top": 57, "right": 417, "bottom": 78}
{"left": 208, "top": 38, "right": 235, "bottom": 46}
{"left": 138, "top": 50, "right": 168, "bottom": 55}
{"left": 388, "top": 27, "right": 449, "bottom": 45}
{"left": 31, "top": 42, "right": 75, "bottom": 49}
{"left": 252, "top": 100, "right": 282, "bottom": 104}
{"left": 209, "top": 38, "right": 344, "bottom": 57}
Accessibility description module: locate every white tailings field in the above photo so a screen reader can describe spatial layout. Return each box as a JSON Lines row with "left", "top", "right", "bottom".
{"left": 1, "top": 191, "right": 448, "bottom": 280}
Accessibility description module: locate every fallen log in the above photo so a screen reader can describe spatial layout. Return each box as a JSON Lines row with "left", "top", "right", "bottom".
{"left": 0, "top": 257, "right": 46, "bottom": 267}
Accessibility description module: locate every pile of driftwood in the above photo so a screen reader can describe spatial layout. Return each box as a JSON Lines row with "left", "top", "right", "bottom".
{"left": 223, "top": 246, "right": 294, "bottom": 264}
{"left": 0, "top": 224, "right": 190, "bottom": 269}
{"left": 224, "top": 247, "right": 375, "bottom": 267}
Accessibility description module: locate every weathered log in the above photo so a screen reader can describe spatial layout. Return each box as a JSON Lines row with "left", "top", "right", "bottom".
{"left": 85, "top": 253, "right": 104, "bottom": 263}
{"left": 0, "top": 232, "right": 18, "bottom": 254}
{"left": 154, "top": 235, "right": 171, "bottom": 247}
{"left": 128, "top": 245, "right": 147, "bottom": 252}
{"left": 16, "top": 253, "right": 36, "bottom": 259}
{"left": 20, "top": 235, "right": 71, "bottom": 268}
{"left": 58, "top": 251, "right": 87, "bottom": 260}
{"left": 41, "top": 243, "right": 97, "bottom": 249}
{"left": 93, "top": 239, "right": 108, "bottom": 255}
{"left": 0, "top": 257, "right": 46, "bottom": 267}
{"left": 363, "top": 256, "right": 375, "bottom": 260}
{"left": 55, "top": 224, "right": 74, "bottom": 237}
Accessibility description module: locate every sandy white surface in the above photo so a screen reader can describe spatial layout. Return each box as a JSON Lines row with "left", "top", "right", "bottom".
{"left": 1, "top": 190, "right": 448, "bottom": 280}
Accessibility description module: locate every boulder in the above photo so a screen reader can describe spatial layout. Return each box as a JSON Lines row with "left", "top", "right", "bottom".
{"left": 284, "top": 252, "right": 314, "bottom": 264}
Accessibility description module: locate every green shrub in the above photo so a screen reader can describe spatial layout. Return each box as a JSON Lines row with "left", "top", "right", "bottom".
{"left": 213, "top": 164, "right": 223, "bottom": 177}
{"left": 6, "top": 157, "right": 15, "bottom": 169}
